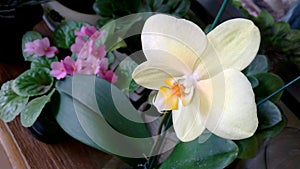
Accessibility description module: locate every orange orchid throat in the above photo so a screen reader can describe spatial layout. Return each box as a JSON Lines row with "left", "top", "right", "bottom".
{"left": 156, "top": 77, "right": 195, "bottom": 111}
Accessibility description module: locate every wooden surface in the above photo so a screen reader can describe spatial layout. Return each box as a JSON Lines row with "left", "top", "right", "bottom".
{"left": 0, "top": 63, "right": 117, "bottom": 169}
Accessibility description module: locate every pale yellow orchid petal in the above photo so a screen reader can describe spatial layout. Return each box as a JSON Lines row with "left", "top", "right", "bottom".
{"left": 132, "top": 50, "right": 189, "bottom": 90}
{"left": 172, "top": 91, "right": 205, "bottom": 142}
{"left": 154, "top": 86, "right": 178, "bottom": 111}
{"left": 207, "top": 18, "right": 260, "bottom": 71}
{"left": 198, "top": 69, "right": 258, "bottom": 140}
{"left": 194, "top": 42, "right": 224, "bottom": 80}
{"left": 142, "top": 14, "right": 207, "bottom": 69}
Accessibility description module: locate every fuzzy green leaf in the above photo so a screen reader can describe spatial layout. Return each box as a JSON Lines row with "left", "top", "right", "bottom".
{"left": 30, "top": 56, "right": 58, "bottom": 69}
{"left": 52, "top": 21, "right": 86, "bottom": 49}
{"left": 21, "top": 89, "right": 55, "bottom": 127}
{"left": 0, "top": 81, "right": 29, "bottom": 122}
{"left": 12, "top": 68, "right": 53, "bottom": 97}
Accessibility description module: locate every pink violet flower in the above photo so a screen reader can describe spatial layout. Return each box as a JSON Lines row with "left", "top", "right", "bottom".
{"left": 97, "top": 58, "right": 118, "bottom": 83}
{"left": 63, "top": 56, "right": 81, "bottom": 75}
{"left": 70, "top": 36, "right": 87, "bottom": 55}
{"left": 24, "top": 37, "right": 58, "bottom": 58}
{"left": 50, "top": 61, "right": 67, "bottom": 80}
{"left": 100, "top": 70, "right": 118, "bottom": 83}
{"left": 75, "top": 25, "right": 98, "bottom": 38}
{"left": 89, "top": 42, "right": 106, "bottom": 59}
{"left": 89, "top": 30, "right": 106, "bottom": 41}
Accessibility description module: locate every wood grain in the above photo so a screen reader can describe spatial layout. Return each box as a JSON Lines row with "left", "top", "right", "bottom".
{"left": 0, "top": 63, "right": 116, "bottom": 169}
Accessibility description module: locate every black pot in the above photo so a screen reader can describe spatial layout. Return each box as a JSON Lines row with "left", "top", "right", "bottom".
{"left": 28, "top": 92, "right": 69, "bottom": 144}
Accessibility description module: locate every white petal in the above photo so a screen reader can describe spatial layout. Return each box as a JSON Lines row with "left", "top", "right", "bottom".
{"left": 132, "top": 50, "right": 190, "bottom": 90}
{"left": 198, "top": 69, "right": 258, "bottom": 140}
{"left": 142, "top": 14, "right": 207, "bottom": 69}
{"left": 207, "top": 18, "right": 260, "bottom": 71}
{"left": 172, "top": 91, "right": 205, "bottom": 142}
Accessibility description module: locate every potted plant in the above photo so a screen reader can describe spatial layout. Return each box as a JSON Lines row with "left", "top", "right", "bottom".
{"left": 0, "top": 0, "right": 295, "bottom": 168}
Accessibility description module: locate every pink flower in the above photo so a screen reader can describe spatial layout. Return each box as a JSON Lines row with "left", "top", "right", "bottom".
{"left": 100, "top": 70, "right": 118, "bottom": 83}
{"left": 89, "top": 42, "right": 106, "bottom": 59}
{"left": 78, "top": 59, "right": 100, "bottom": 75}
{"left": 70, "top": 36, "right": 87, "bottom": 55}
{"left": 50, "top": 61, "right": 67, "bottom": 80}
{"left": 89, "top": 30, "right": 106, "bottom": 41}
{"left": 75, "top": 25, "right": 98, "bottom": 38}
{"left": 24, "top": 37, "right": 58, "bottom": 58}
{"left": 97, "top": 58, "right": 118, "bottom": 83}
{"left": 63, "top": 56, "right": 81, "bottom": 75}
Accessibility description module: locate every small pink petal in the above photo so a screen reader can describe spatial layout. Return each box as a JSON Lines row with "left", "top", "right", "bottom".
{"left": 50, "top": 61, "right": 67, "bottom": 79}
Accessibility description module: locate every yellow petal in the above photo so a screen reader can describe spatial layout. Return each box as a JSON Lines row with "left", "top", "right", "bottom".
{"left": 154, "top": 87, "right": 178, "bottom": 111}
{"left": 197, "top": 69, "right": 258, "bottom": 140}
{"left": 172, "top": 91, "right": 205, "bottom": 142}
{"left": 132, "top": 50, "right": 189, "bottom": 90}
{"left": 142, "top": 14, "right": 207, "bottom": 69}
{"left": 207, "top": 18, "right": 260, "bottom": 71}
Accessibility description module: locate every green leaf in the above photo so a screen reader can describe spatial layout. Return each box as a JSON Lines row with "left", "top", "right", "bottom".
{"left": 257, "top": 100, "right": 282, "bottom": 130}
{"left": 247, "top": 76, "right": 259, "bottom": 88}
{"left": 98, "top": 19, "right": 116, "bottom": 44}
{"left": 244, "top": 55, "right": 268, "bottom": 76}
{"left": 254, "top": 10, "right": 275, "bottom": 30}
{"left": 253, "top": 73, "right": 284, "bottom": 103}
{"left": 93, "top": 0, "right": 114, "bottom": 17}
{"left": 55, "top": 75, "right": 153, "bottom": 165}
{"left": 172, "top": 0, "right": 191, "bottom": 17}
{"left": 52, "top": 21, "right": 86, "bottom": 49}
{"left": 21, "top": 89, "right": 55, "bottom": 127}
{"left": 107, "top": 52, "right": 115, "bottom": 66}
{"left": 22, "top": 31, "right": 42, "bottom": 61}
{"left": 235, "top": 136, "right": 258, "bottom": 159}
{"left": 255, "top": 118, "right": 286, "bottom": 139}
{"left": 30, "top": 56, "right": 58, "bottom": 69}
{"left": 0, "top": 81, "right": 29, "bottom": 122}
{"left": 160, "top": 134, "right": 238, "bottom": 169}
{"left": 12, "top": 68, "right": 54, "bottom": 97}
{"left": 271, "top": 22, "right": 290, "bottom": 40}
{"left": 114, "top": 57, "right": 138, "bottom": 95}
{"left": 129, "top": 79, "right": 139, "bottom": 94}
{"left": 108, "top": 38, "right": 127, "bottom": 51}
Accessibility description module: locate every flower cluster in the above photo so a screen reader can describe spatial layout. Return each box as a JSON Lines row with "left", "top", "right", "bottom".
{"left": 24, "top": 25, "right": 117, "bottom": 83}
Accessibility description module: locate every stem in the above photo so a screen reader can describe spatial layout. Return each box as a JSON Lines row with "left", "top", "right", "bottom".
{"left": 208, "top": 0, "right": 230, "bottom": 32}
{"left": 257, "top": 76, "right": 300, "bottom": 106}
{"left": 147, "top": 113, "right": 172, "bottom": 169}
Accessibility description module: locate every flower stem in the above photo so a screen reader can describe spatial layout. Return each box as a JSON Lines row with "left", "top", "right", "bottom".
{"left": 257, "top": 76, "right": 300, "bottom": 106}
{"left": 147, "top": 112, "right": 172, "bottom": 169}
{"left": 208, "top": 0, "right": 230, "bottom": 32}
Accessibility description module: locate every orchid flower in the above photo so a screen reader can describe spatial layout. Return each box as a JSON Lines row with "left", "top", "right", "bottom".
{"left": 24, "top": 37, "right": 58, "bottom": 58}
{"left": 132, "top": 14, "right": 260, "bottom": 142}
